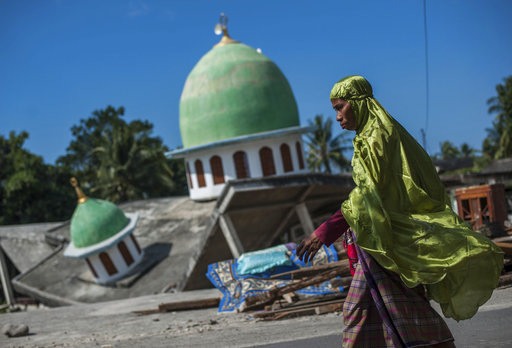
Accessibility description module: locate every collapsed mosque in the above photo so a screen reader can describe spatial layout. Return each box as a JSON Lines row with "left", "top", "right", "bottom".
{"left": 3, "top": 15, "right": 353, "bottom": 306}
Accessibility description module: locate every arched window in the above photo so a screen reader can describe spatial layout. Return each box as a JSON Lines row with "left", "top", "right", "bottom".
{"left": 210, "top": 155, "right": 225, "bottom": 185}
{"left": 99, "top": 252, "right": 118, "bottom": 276}
{"left": 118, "top": 241, "right": 134, "bottom": 266}
{"left": 186, "top": 162, "right": 193, "bottom": 188}
{"left": 233, "top": 151, "right": 250, "bottom": 179}
{"left": 280, "top": 144, "right": 293, "bottom": 173}
{"left": 86, "top": 258, "right": 98, "bottom": 278}
{"left": 195, "top": 159, "right": 206, "bottom": 187}
{"left": 259, "top": 147, "right": 276, "bottom": 177}
{"left": 296, "top": 141, "right": 305, "bottom": 169}
{"left": 130, "top": 234, "right": 141, "bottom": 254}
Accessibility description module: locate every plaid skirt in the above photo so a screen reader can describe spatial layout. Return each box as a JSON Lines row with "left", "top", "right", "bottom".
{"left": 342, "top": 235, "right": 454, "bottom": 347}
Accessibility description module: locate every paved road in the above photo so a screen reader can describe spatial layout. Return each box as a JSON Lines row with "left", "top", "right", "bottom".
{"left": 257, "top": 289, "right": 512, "bottom": 348}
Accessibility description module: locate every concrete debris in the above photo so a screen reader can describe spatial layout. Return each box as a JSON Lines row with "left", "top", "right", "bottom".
{"left": 2, "top": 323, "right": 30, "bottom": 337}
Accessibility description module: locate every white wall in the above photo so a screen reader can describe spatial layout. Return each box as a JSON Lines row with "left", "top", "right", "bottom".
{"left": 86, "top": 233, "right": 144, "bottom": 284}
{"left": 185, "top": 134, "right": 308, "bottom": 200}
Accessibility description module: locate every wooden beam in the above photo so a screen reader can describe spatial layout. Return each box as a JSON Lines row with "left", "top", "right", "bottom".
{"left": 315, "top": 302, "right": 344, "bottom": 315}
{"left": 495, "top": 242, "right": 512, "bottom": 256}
{"left": 499, "top": 272, "right": 512, "bottom": 288}
{"left": 256, "top": 299, "right": 345, "bottom": 320}
{"left": 158, "top": 297, "right": 220, "bottom": 312}
{"left": 295, "top": 202, "right": 315, "bottom": 235}
{"left": 330, "top": 276, "right": 353, "bottom": 289}
{"left": 133, "top": 297, "right": 221, "bottom": 315}
{"left": 270, "top": 259, "right": 350, "bottom": 280}
{"left": 244, "top": 266, "right": 349, "bottom": 311}
{"left": 264, "top": 293, "right": 347, "bottom": 313}
{"left": 219, "top": 213, "right": 244, "bottom": 258}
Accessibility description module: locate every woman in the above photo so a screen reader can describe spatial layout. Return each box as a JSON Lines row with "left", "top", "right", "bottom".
{"left": 296, "top": 76, "right": 503, "bottom": 347}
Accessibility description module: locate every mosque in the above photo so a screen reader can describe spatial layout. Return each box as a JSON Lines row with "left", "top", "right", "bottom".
{"left": 167, "top": 15, "right": 312, "bottom": 200}
{"left": 1, "top": 15, "right": 353, "bottom": 305}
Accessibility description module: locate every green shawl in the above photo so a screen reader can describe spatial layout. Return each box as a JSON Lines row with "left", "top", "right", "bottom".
{"left": 331, "top": 75, "right": 503, "bottom": 321}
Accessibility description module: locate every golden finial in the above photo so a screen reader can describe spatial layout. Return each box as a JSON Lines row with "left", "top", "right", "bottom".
{"left": 213, "top": 13, "right": 239, "bottom": 48}
{"left": 70, "top": 177, "right": 88, "bottom": 204}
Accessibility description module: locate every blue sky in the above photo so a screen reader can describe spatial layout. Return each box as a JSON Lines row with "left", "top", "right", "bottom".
{"left": 1, "top": 0, "right": 511, "bottom": 164}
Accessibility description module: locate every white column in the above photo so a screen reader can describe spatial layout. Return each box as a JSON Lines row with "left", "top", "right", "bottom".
{"left": 219, "top": 214, "right": 244, "bottom": 258}
{"left": 0, "top": 246, "right": 14, "bottom": 307}
{"left": 295, "top": 202, "right": 315, "bottom": 235}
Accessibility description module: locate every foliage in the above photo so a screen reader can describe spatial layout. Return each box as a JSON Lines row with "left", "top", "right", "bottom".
{"left": 58, "top": 106, "right": 187, "bottom": 203}
{"left": 0, "top": 131, "right": 75, "bottom": 225}
{"left": 437, "top": 141, "right": 460, "bottom": 160}
{"left": 483, "top": 75, "right": 512, "bottom": 159}
{"left": 434, "top": 141, "right": 476, "bottom": 160}
{"left": 305, "top": 115, "right": 351, "bottom": 173}
{"left": 459, "top": 143, "right": 476, "bottom": 158}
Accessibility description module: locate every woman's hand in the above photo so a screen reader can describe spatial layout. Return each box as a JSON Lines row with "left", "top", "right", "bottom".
{"left": 296, "top": 233, "right": 324, "bottom": 263}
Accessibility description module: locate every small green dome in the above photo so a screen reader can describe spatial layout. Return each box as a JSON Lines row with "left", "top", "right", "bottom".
{"left": 179, "top": 42, "right": 299, "bottom": 148}
{"left": 70, "top": 198, "right": 129, "bottom": 248}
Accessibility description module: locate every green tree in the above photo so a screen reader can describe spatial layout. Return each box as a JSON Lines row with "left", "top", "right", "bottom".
{"left": 58, "top": 106, "right": 186, "bottom": 203}
{"left": 459, "top": 142, "right": 476, "bottom": 158}
{"left": 483, "top": 76, "right": 512, "bottom": 159}
{"left": 0, "top": 131, "right": 75, "bottom": 225}
{"left": 305, "top": 115, "right": 351, "bottom": 173}
{"left": 92, "top": 120, "right": 185, "bottom": 202}
{"left": 57, "top": 106, "right": 126, "bottom": 182}
{"left": 438, "top": 141, "right": 460, "bottom": 160}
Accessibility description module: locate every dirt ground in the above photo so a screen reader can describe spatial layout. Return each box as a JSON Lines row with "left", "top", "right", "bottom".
{"left": 2, "top": 287, "right": 512, "bottom": 347}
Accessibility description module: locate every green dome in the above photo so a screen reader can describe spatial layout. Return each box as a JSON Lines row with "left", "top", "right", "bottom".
{"left": 70, "top": 198, "right": 129, "bottom": 248}
{"left": 179, "top": 42, "right": 299, "bottom": 148}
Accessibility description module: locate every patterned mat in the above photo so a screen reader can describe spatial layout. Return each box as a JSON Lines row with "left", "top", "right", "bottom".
{"left": 206, "top": 245, "right": 345, "bottom": 312}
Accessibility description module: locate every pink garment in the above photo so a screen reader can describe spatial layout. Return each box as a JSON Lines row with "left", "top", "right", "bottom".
{"left": 313, "top": 209, "right": 349, "bottom": 246}
{"left": 314, "top": 210, "right": 358, "bottom": 276}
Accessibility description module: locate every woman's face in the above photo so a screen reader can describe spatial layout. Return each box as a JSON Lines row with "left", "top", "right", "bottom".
{"left": 331, "top": 98, "right": 357, "bottom": 131}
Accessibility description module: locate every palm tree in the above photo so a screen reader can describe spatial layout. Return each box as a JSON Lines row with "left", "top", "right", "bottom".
{"left": 91, "top": 121, "right": 178, "bottom": 203}
{"left": 485, "top": 76, "right": 512, "bottom": 159}
{"left": 305, "top": 115, "right": 351, "bottom": 173}
{"left": 438, "top": 141, "right": 460, "bottom": 160}
{"left": 459, "top": 143, "right": 475, "bottom": 158}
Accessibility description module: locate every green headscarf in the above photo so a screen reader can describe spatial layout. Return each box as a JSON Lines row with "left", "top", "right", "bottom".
{"left": 331, "top": 75, "right": 503, "bottom": 321}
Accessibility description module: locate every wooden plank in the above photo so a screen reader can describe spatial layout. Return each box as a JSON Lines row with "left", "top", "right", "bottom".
{"left": 264, "top": 293, "right": 347, "bottom": 313}
{"left": 493, "top": 236, "right": 512, "bottom": 243}
{"left": 258, "top": 300, "right": 345, "bottom": 321}
{"left": 495, "top": 242, "right": 512, "bottom": 255}
{"left": 158, "top": 297, "right": 220, "bottom": 312}
{"left": 133, "top": 297, "right": 221, "bottom": 315}
{"left": 264, "top": 307, "right": 318, "bottom": 321}
{"left": 330, "top": 276, "right": 353, "bottom": 289}
{"left": 270, "top": 259, "right": 350, "bottom": 280}
{"left": 282, "top": 293, "right": 296, "bottom": 303}
{"left": 265, "top": 292, "right": 347, "bottom": 311}
{"left": 254, "top": 297, "right": 346, "bottom": 318}
{"left": 315, "top": 302, "right": 344, "bottom": 315}
{"left": 132, "top": 308, "right": 161, "bottom": 315}
{"left": 498, "top": 273, "right": 512, "bottom": 288}
{"left": 244, "top": 266, "right": 350, "bottom": 311}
